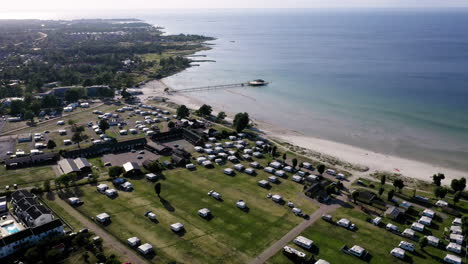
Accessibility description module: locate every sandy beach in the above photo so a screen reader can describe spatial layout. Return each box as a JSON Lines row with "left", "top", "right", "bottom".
{"left": 140, "top": 79, "right": 465, "bottom": 185}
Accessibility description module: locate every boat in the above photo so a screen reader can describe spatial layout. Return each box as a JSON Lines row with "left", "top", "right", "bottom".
{"left": 248, "top": 79, "right": 268, "bottom": 86}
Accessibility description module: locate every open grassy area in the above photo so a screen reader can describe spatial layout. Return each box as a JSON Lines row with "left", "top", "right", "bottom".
{"left": 0, "top": 165, "right": 55, "bottom": 188}
{"left": 268, "top": 207, "right": 461, "bottom": 264}
{"left": 53, "top": 154, "right": 318, "bottom": 264}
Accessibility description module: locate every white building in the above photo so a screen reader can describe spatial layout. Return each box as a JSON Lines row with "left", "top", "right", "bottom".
{"left": 170, "top": 222, "right": 184, "bottom": 232}
{"left": 293, "top": 236, "right": 313, "bottom": 249}
{"left": 427, "top": 236, "right": 440, "bottom": 247}
{"left": 418, "top": 216, "right": 432, "bottom": 226}
{"left": 422, "top": 209, "right": 435, "bottom": 218}
{"left": 446, "top": 242, "right": 462, "bottom": 254}
{"left": 96, "top": 213, "right": 111, "bottom": 223}
{"left": 272, "top": 195, "right": 283, "bottom": 203}
{"left": 349, "top": 245, "right": 366, "bottom": 257}
{"left": 337, "top": 218, "right": 351, "bottom": 228}
{"left": 399, "top": 241, "right": 414, "bottom": 252}
{"left": 444, "top": 254, "right": 462, "bottom": 264}
{"left": 450, "top": 225, "right": 463, "bottom": 235}
{"left": 138, "top": 243, "right": 153, "bottom": 255}
{"left": 450, "top": 234, "right": 464, "bottom": 245}
{"left": 402, "top": 228, "right": 415, "bottom": 239}
{"left": 390, "top": 248, "right": 405, "bottom": 259}
{"left": 198, "top": 208, "right": 211, "bottom": 218}
{"left": 224, "top": 168, "right": 234, "bottom": 176}
{"left": 127, "top": 236, "right": 141, "bottom": 247}
{"left": 411, "top": 222, "right": 425, "bottom": 232}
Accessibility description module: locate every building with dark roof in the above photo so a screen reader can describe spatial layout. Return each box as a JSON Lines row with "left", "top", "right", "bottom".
{"left": 5, "top": 153, "right": 59, "bottom": 169}
{"left": 146, "top": 141, "right": 172, "bottom": 155}
{"left": 0, "top": 219, "right": 63, "bottom": 259}
{"left": 62, "top": 138, "right": 147, "bottom": 158}
{"left": 57, "top": 157, "right": 91, "bottom": 175}
{"left": 11, "top": 190, "right": 54, "bottom": 228}
{"left": 151, "top": 128, "right": 204, "bottom": 146}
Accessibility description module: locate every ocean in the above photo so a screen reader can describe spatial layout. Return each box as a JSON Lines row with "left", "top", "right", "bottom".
{"left": 143, "top": 9, "right": 468, "bottom": 171}
{"left": 4, "top": 9, "right": 468, "bottom": 171}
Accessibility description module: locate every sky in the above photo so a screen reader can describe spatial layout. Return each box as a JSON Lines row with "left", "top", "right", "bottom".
{"left": 3, "top": 0, "right": 468, "bottom": 11}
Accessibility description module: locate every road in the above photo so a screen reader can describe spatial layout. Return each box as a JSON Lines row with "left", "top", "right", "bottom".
{"left": 250, "top": 201, "right": 341, "bottom": 264}
{"left": 54, "top": 198, "right": 148, "bottom": 264}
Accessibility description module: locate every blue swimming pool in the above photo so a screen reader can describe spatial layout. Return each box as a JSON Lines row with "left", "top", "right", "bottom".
{"left": 4, "top": 224, "right": 19, "bottom": 234}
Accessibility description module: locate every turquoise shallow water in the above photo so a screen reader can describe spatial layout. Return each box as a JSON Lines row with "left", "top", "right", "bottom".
{"left": 4, "top": 9, "right": 468, "bottom": 170}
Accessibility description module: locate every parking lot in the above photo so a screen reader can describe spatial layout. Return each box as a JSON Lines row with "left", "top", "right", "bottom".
{"left": 102, "top": 149, "right": 160, "bottom": 167}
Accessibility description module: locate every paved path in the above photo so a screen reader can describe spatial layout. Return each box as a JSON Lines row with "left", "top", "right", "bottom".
{"left": 250, "top": 202, "right": 341, "bottom": 264}
{"left": 54, "top": 198, "right": 147, "bottom": 264}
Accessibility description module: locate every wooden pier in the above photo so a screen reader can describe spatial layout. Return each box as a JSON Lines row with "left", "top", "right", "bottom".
{"left": 165, "top": 81, "right": 264, "bottom": 94}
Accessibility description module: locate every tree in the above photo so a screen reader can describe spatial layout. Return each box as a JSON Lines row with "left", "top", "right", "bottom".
{"left": 99, "top": 119, "right": 110, "bottom": 132}
{"left": 432, "top": 173, "right": 445, "bottom": 186}
{"left": 65, "top": 88, "right": 82, "bottom": 102}
{"left": 317, "top": 164, "right": 325, "bottom": 175}
{"left": 233, "top": 112, "right": 250, "bottom": 132}
{"left": 83, "top": 252, "right": 90, "bottom": 263}
{"left": 217, "top": 111, "right": 226, "bottom": 121}
{"left": 378, "top": 187, "right": 384, "bottom": 197}
{"left": 393, "top": 179, "right": 405, "bottom": 192}
{"left": 454, "top": 191, "right": 461, "bottom": 205}
{"left": 292, "top": 158, "right": 298, "bottom": 168}
{"left": 451, "top": 179, "right": 460, "bottom": 192}
{"left": 72, "top": 131, "right": 84, "bottom": 148}
{"left": 155, "top": 183, "right": 161, "bottom": 197}
{"left": 282, "top": 153, "right": 287, "bottom": 164}
{"left": 168, "top": 121, "right": 175, "bottom": 129}
{"left": 434, "top": 186, "right": 448, "bottom": 199}
{"left": 108, "top": 166, "right": 124, "bottom": 178}
{"left": 387, "top": 189, "right": 395, "bottom": 201}
{"left": 176, "top": 105, "right": 190, "bottom": 119}
{"left": 121, "top": 88, "right": 132, "bottom": 100}
{"left": 459, "top": 177, "right": 466, "bottom": 192}
{"left": 25, "top": 247, "right": 40, "bottom": 263}
{"left": 46, "top": 248, "right": 62, "bottom": 263}
{"left": 419, "top": 236, "right": 428, "bottom": 250}
{"left": 10, "top": 100, "right": 24, "bottom": 115}
{"left": 351, "top": 190, "right": 359, "bottom": 203}
{"left": 380, "top": 175, "right": 386, "bottom": 186}
{"left": 325, "top": 185, "right": 335, "bottom": 195}
{"left": 47, "top": 139, "right": 57, "bottom": 149}
{"left": 43, "top": 179, "right": 51, "bottom": 192}
{"left": 271, "top": 146, "right": 277, "bottom": 157}
{"left": 24, "top": 110, "right": 34, "bottom": 123}
{"left": 197, "top": 104, "right": 212, "bottom": 117}
{"left": 146, "top": 160, "right": 163, "bottom": 173}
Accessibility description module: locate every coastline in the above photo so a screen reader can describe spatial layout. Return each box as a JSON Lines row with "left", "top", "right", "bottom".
{"left": 140, "top": 79, "right": 465, "bottom": 185}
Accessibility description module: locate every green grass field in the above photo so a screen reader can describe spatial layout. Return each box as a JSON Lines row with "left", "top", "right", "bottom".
{"left": 54, "top": 155, "right": 318, "bottom": 264}
{"left": 268, "top": 207, "right": 462, "bottom": 264}
{"left": 0, "top": 165, "right": 55, "bottom": 187}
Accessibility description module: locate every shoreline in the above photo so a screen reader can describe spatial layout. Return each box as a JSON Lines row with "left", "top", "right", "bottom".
{"left": 140, "top": 79, "right": 465, "bottom": 185}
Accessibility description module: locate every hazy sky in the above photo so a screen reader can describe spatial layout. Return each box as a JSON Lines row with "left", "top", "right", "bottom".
{"left": 3, "top": 0, "right": 468, "bottom": 10}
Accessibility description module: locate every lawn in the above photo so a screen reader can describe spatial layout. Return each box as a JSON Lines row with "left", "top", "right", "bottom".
{"left": 0, "top": 165, "right": 55, "bottom": 187}
{"left": 53, "top": 156, "right": 318, "bottom": 264}
{"left": 268, "top": 207, "right": 462, "bottom": 264}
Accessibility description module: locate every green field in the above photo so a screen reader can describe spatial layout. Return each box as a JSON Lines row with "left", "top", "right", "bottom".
{"left": 0, "top": 165, "right": 55, "bottom": 187}
{"left": 268, "top": 206, "right": 462, "bottom": 264}
{"left": 53, "top": 155, "right": 318, "bottom": 264}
